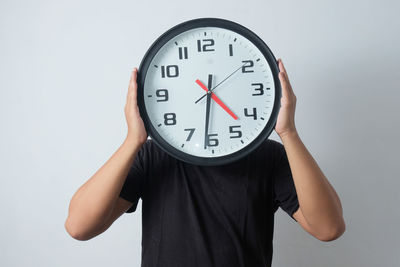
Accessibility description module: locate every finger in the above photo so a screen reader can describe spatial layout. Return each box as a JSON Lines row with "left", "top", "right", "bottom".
{"left": 279, "top": 71, "right": 290, "bottom": 99}
{"left": 129, "top": 67, "right": 138, "bottom": 92}
{"left": 278, "top": 59, "right": 289, "bottom": 82}
{"left": 127, "top": 68, "right": 138, "bottom": 105}
{"left": 278, "top": 60, "right": 295, "bottom": 95}
{"left": 126, "top": 70, "right": 134, "bottom": 103}
{"left": 278, "top": 58, "right": 287, "bottom": 74}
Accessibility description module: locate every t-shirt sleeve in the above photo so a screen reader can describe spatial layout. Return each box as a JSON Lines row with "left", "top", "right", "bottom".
{"left": 272, "top": 141, "right": 299, "bottom": 221}
{"left": 119, "top": 140, "right": 149, "bottom": 213}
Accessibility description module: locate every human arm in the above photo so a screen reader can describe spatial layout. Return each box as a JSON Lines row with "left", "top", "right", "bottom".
{"left": 64, "top": 68, "right": 147, "bottom": 240}
{"left": 274, "top": 59, "right": 345, "bottom": 241}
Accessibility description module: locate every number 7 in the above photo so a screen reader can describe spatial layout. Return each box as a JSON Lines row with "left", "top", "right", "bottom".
{"left": 184, "top": 128, "right": 195, "bottom": 141}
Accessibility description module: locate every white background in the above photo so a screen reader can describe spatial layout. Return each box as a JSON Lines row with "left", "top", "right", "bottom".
{"left": 0, "top": 0, "right": 399, "bottom": 266}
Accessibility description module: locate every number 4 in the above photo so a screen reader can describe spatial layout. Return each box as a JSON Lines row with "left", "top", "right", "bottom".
{"left": 244, "top": 108, "right": 257, "bottom": 120}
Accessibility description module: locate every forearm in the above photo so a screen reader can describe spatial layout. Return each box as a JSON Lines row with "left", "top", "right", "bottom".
{"left": 65, "top": 136, "right": 143, "bottom": 237}
{"left": 280, "top": 131, "right": 344, "bottom": 233}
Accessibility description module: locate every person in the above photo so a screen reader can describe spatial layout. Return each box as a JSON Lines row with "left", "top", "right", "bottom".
{"left": 64, "top": 58, "right": 345, "bottom": 266}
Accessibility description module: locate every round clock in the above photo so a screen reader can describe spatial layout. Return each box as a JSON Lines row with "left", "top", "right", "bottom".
{"left": 137, "top": 18, "right": 281, "bottom": 166}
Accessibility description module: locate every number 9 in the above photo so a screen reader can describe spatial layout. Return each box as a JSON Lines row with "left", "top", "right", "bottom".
{"left": 156, "top": 89, "right": 169, "bottom": 102}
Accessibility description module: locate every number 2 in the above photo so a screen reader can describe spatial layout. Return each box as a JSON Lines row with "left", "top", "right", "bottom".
{"left": 242, "top": 60, "right": 254, "bottom": 73}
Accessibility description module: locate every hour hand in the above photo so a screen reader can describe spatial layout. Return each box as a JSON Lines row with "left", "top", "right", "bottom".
{"left": 195, "top": 79, "right": 238, "bottom": 120}
{"left": 194, "top": 62, "right": 247, "bottom": 104}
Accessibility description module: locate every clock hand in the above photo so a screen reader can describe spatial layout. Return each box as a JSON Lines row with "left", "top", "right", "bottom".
{"left": 204, "top": 74, "right": 212, "bottom": 149}
{"left": 195, "top": 79, "right": 238, "bottom": 120}
{"left": 194, "top": 62, "right": 247, "bottom": 104}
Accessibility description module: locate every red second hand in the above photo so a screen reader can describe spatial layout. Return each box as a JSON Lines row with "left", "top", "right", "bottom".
{"left": 195, "top": 79, "right": 238, "bottom": 120}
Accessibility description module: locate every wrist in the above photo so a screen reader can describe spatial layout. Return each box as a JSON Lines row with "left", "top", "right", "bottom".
{"left": 124, "top": 134, "right": 146, "bottom": 149}
{"left": 278, "top": 129, "right": 299, "bottom": 143}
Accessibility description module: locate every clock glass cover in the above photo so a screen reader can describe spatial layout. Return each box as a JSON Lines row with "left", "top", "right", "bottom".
{"left": 137, "top": 18, "right": 281, "bottom": 166}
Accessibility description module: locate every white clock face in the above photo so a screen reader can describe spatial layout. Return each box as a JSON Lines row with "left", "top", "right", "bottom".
{"left": 143, "top": 27, "right": 276, "bottom": 158}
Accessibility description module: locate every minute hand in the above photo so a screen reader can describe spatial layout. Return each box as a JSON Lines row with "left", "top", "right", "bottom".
{"left": 204, "top": 74, "right": 213, "bottom": 149}
{"left": 194, "top": 62, "right": 247, "bottom": 104}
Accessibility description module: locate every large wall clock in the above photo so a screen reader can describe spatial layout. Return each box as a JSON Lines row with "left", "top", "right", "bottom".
{"left": 137, "top": 17, "right": 281, "bottom": 166}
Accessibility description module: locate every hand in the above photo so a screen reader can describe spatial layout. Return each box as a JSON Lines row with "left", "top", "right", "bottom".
{"left": 124, "top": 67, "right": 148, "bottom": 145}
{"left": 275, "top": 58, "right": 297, "bottom": 138}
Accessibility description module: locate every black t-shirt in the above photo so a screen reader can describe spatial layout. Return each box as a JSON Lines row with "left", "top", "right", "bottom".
{"left": 119, "top": 138, "right": 299, "bottom": 267}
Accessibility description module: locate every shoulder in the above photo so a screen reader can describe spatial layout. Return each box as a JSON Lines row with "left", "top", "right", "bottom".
{"left": 263, "top": 138, "right": 284, "bottom": 149}
{"left": 138, "top": 138, "right": 177, "bottom": 166}
{"left": 139, "top": 138, "right": 166, "bottom": 154}
{"left": 239, "top": 138, "right": 284, "bottom": 173}
{"left": 252, "top": 138, "right": 284, "bottom": 158}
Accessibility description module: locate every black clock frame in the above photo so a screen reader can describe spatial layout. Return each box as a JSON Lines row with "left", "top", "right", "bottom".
{"left": 137, "top": 17, "right": 282, "bottom": 166}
